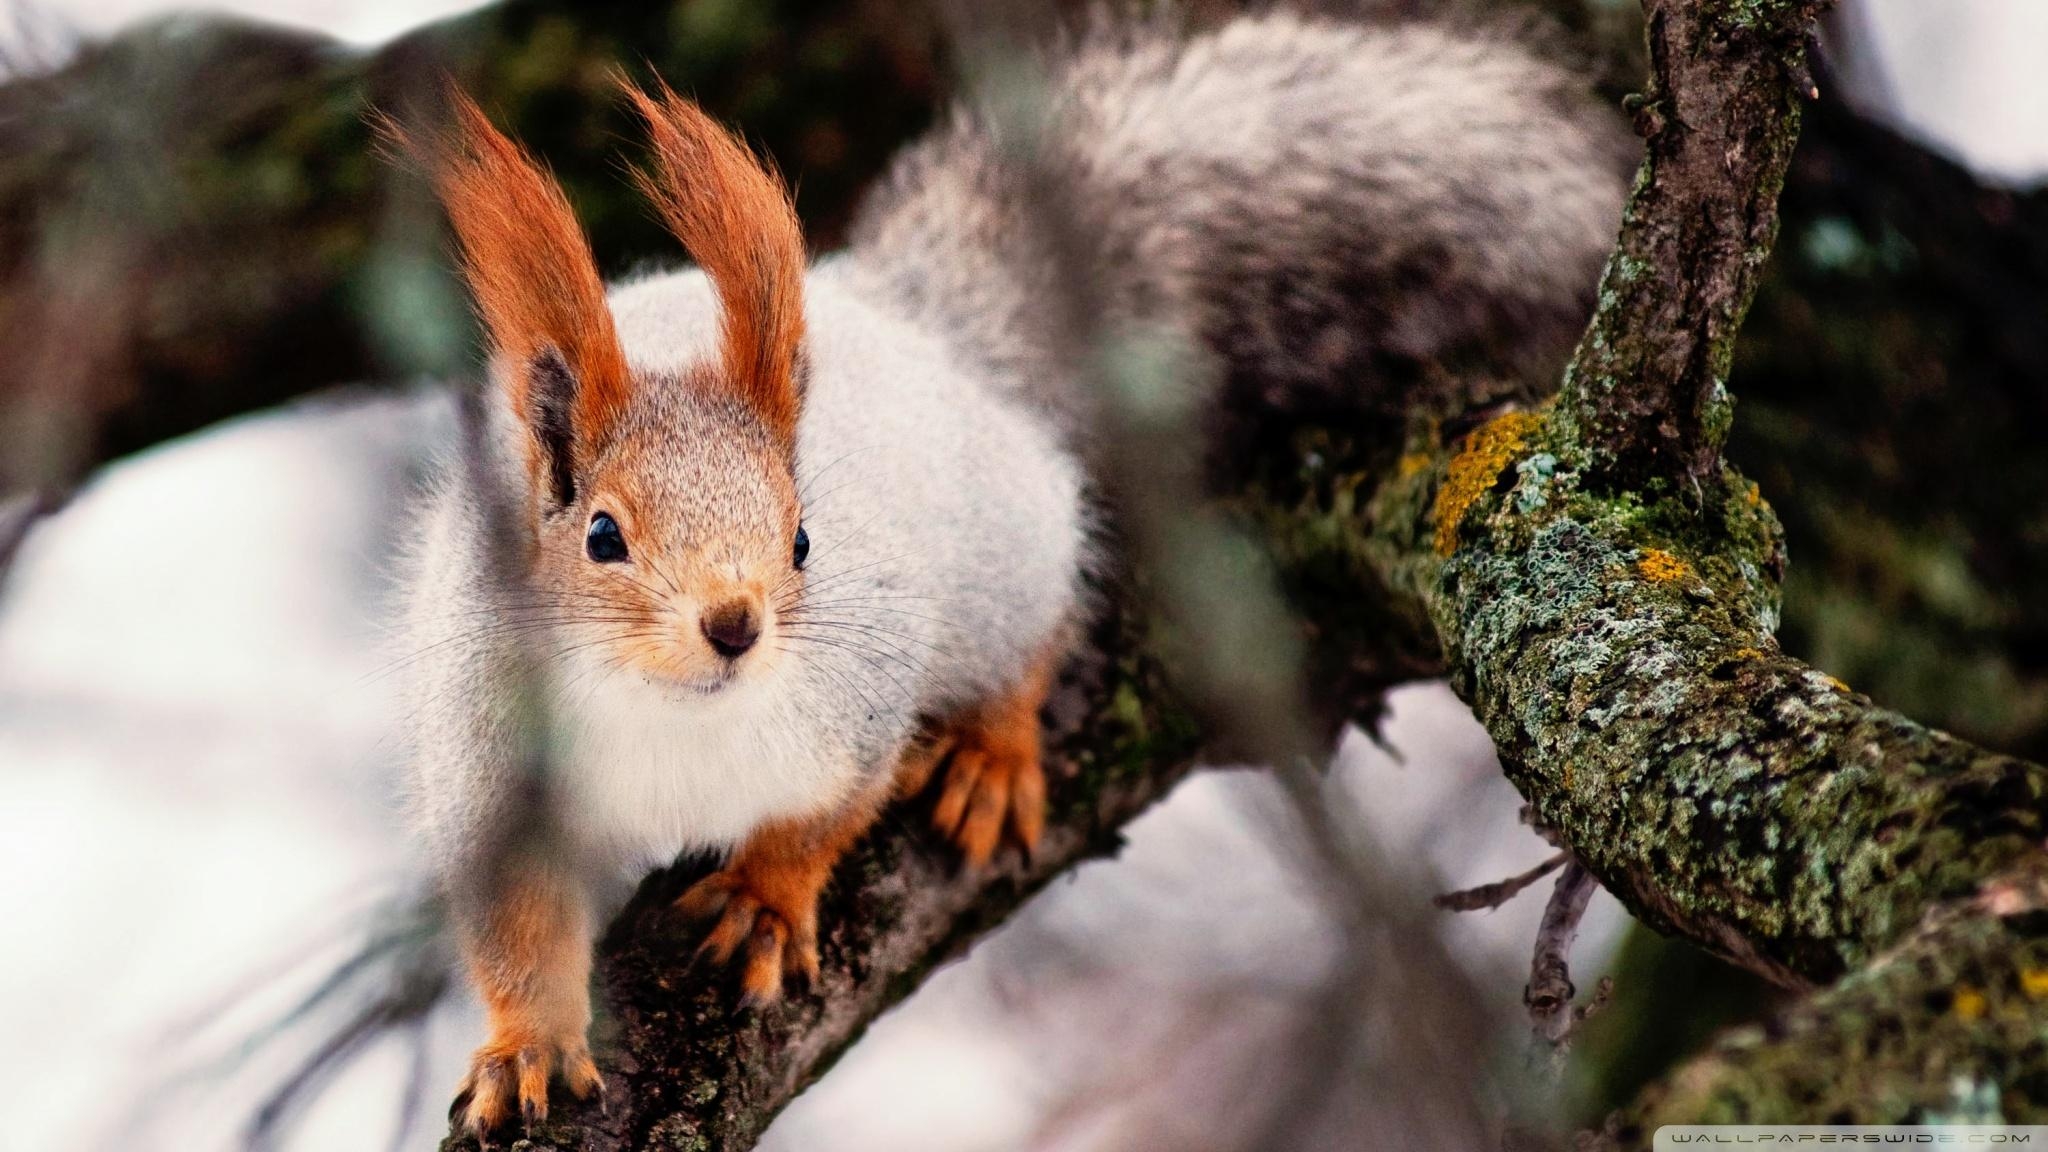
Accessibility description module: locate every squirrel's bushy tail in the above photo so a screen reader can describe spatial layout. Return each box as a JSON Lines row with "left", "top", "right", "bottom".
{"left": 845, "top": 9, "right": 1633, "bottom": 433}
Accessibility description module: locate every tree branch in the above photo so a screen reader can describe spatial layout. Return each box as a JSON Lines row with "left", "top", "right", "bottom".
{"left": 1526, "top": 860, "right": 1601, "bottom": 1061}
{"left": 1616, "top": 855, "right": 2048, "bottom": 1135}
{"left": 1311, "top": 0, "right": 2048, "bottom": 1135}
{"left": 1434, "top": 850, "right": 1569, "bottom": 912}
{"left": 1555, "top": 0, "right": 1824, "bottom": 493}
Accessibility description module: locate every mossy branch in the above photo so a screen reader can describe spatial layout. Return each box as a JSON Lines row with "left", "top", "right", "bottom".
{"left": 1388, "top": 401, "right": 2047, "bottom": 990}
{"left": 1620, "top": 855, "right": 2048, "bottom": 1132}
{"left": 1308, "top": 0, "right": 2048, "bottom": 1136}
{"left": 1554, "top": 0, "right": 1826, "bottom": 493}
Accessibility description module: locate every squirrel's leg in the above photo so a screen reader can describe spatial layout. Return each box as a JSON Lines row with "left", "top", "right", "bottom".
{"left": 451, "top": 856, "right": 602, "bottom": 1138}
{"left": 674, "top": 784, "right": 886, "bottom": 1006}
{"left": 924, "top": 647, "right": 1056, "bottom": 868}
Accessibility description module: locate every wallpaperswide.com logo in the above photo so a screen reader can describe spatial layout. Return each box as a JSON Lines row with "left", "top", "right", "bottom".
{"left": 1658, "top": 1128, "right": 2048, "bottom": 1147}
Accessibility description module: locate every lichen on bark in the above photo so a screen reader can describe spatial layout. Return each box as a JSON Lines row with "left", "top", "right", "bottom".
{"left": 1618, "top": 856, "right": 2048, "bottom": 1133}
{"left": 1388, "top": 405, "right": 2048, "bottom": 988}
{"left": 1554, "top": 0, "right": 1821, "bottom": 493}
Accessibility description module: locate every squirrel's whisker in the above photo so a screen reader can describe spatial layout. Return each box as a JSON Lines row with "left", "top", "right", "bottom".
{"left": 795, "top": 443, "right": 883, "bottom": 504}
{"left": 781, "top": 615, "right": 944, "bottom": 658}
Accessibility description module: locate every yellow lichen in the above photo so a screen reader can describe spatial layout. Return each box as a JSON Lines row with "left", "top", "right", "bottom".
{"left": 2021, "top": 969, "right": 2048, "bottom": 1000}
{"left": 1431, "top": 411, "right": 1544, "bottom": 556}
{"left": 1637, "top": 548, "right": 1694, "bottom": 583}
{"left": 1954, "top": 985, "right": 1988, "bottom": 1021}
{"left": 1731, "top": 647, "right": 1765, "bottom": 662}
{"left": 1824, "top": 674, "right": 1851, "bottom": 693}
{"left": 1746, "top": 481, "right": 1763, "bottom": 507}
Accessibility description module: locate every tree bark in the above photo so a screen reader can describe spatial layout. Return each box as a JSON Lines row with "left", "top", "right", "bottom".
{"left": 1618, "top": 855, "right": 2048, "bottom": 1132}
{"left": 1553, "top": 0, "right": 1818, "bottom": 494}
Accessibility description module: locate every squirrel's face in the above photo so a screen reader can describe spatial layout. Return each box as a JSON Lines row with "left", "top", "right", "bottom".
{"left": 528, "top": 390, "right": 806, "bottom": 695}
{"left": 397, "top": 76, "right": 814, "bottom": 696}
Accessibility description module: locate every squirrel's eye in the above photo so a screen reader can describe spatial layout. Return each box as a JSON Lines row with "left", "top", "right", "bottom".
{"left": 792, "top": 524, "right": 810, "bottom": 571}
{"left": 586, "top": 512, "right": 629, "bottom": 563}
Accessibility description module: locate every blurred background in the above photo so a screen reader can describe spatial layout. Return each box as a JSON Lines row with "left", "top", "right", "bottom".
{"left": 0, "top": 1, "right": 2044, "bottom": 1149}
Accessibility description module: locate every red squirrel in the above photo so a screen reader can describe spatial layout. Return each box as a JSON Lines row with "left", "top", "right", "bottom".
{"left": 393, "top": 11, "right": 1627, "bottom": 1140}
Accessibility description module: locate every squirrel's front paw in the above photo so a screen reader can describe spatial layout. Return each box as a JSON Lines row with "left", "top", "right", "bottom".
{"left": 930, "top": 708, "right": 1047, "bottom": 869}
{"left": 676, "top": 862, "right": 823, "bottom": 1007}
{"left": 451, "top": 1032, "right": 603, "bottom": 1144}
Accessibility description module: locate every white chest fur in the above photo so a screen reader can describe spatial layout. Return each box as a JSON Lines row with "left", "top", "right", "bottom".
{"left": 547, "top": 664, "right": 861, "bottom": 880}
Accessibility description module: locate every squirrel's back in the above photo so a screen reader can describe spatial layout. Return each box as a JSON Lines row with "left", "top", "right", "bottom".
{"left": 846, "top": 11, "right": 1633, "bottom": 432}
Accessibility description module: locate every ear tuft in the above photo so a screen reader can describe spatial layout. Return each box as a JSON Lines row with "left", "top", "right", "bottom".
{"left": 621, "top": 75, "right": 806, "bottom": 444}
{"left": 376, "top": 86, "right": 630, "bottom": 501}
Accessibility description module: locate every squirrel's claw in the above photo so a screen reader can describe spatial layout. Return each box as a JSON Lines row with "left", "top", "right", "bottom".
{"left": 921, "top": 651, "right": 1053, "bottom": 870}
{"left": 739, "top": 916, "right": 790, "bottom": 1007}
{"left": 676, "top": 865, "right": 823, "bottom": 1007}
{"left": 451, "top": 1037, "right": 603, "bottom": 1146}
{"left": 688, "top": 880, "right": 759, "bottom": 967}
{"left": 930, "top": 721, "right": 1046, "bottom": 869}
{"left": 452, "top": 1049, "right": 519, "bottom": 1142}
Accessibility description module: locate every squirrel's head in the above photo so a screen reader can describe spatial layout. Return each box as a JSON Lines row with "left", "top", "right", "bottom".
{"left": 389, "top": 79, "right": 809, "bottom": 695}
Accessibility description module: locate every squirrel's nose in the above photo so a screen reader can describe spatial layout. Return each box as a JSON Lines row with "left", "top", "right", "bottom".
{"left": 701, "top": 599, "right": 761, "bottom": 659}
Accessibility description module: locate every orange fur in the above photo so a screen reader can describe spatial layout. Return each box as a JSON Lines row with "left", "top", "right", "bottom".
{"left": 452, "top": 859, "right": 602, "bottom": 1137}
{"left": 676, "top": 784, "right": 890, "bottom": 1005}
{"left": 891, "top": 727, "right": 960, "bottom": 802}
{"left": 682, "top": 647, "right": 1060, "bottom": 1004}
{"left": 925, "top": 650, "right": 1056, "bottom": 868}
{"left": 622, "top": 77, "right": 807, "bottom": 444}
{"left": 381, "top": 87, "right": 631, "bottom": 490}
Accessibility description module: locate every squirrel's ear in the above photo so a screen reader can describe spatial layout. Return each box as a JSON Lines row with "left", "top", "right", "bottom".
{"left": 622, "top": 76, "right": 806, "bottom": 447}
{"left": 377, "top": 87, "right": 631, "bottom": 508}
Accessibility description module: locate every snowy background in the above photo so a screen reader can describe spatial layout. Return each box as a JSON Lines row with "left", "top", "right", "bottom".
{"left": 0, "top": 2, "right": 2041, "bottom": 1150}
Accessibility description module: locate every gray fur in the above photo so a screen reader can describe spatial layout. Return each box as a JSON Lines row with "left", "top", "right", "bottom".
{"left": 404, "top": 273, "right": 1086, "bottom": 905}
{"left": 845, "top": 10, "right": 1632, "bottom": 433}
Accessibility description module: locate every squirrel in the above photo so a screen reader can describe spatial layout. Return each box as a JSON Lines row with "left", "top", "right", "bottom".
{"left": 392, "top": 9, "right": 1628, "bottom": 1141}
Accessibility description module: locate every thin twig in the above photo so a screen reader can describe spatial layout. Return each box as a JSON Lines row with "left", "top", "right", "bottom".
{"left": 1501, "top": 861, "right": 1606, "bottom": 1152}
{"left": 1525, "top": 860, "right": 1600, "bottom": 1068}
{"left": 1435, "top": 851, "right": 1569, "bottom": 912}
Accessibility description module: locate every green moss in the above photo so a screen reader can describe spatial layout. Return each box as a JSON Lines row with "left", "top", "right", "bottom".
{"left": 1623, "top": 861, "right": 2048, "bottom": 1136}
{"left": 1398, "top": 398, "right": 2043, "bottom": 983}
{"left": 1060, "top": 645, "right": 1200, "bottom": 819}
{"left": 1705, "top": 0, "right": 1808, "bottom": 35}
{"left": 644, "top": 1114, "right": 713, "bottom": 1152}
